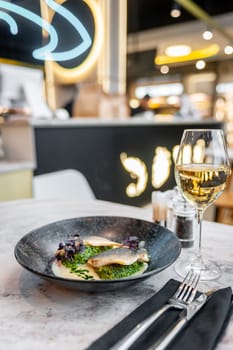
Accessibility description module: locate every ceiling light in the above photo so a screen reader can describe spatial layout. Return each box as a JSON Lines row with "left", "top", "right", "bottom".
{"left": 165, "top": 45, "right": 191, "bottom": 57}
{"left": 170, "top": 3, "right": 181, "bottom": 18}
{"left": 170, "top": 8, "right": 181, "bottom": 18}
{"left": 202, "top": 30, "right": 213, "bottom": 41}
{"left": 160, "top": 65, "right": 169, "bottom": 74}
{"left": 196, "top": 60, "right": 206, "bottom": 70}
{"left": 224, "top": 45, "right": 233, "bottom": 55}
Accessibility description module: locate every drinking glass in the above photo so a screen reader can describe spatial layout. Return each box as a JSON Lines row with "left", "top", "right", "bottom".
{"left": 174, "top": 129, "right": 231, "bottom": 280}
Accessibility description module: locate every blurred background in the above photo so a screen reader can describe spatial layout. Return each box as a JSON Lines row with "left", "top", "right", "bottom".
{"left": 0, "top": 0, "right": 232, "bottom": 224}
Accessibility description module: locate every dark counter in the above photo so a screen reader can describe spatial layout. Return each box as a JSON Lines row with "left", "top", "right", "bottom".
{"left": 33, "top": 118, "right": 223, "bottom": 206}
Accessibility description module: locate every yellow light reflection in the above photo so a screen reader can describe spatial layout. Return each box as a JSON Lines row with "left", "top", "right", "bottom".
{"left": 51, "top": 0, "right": 104, "bottom": 83}
{"left": 172, "top": 145, "right": 179, "bottom": 163}
{"left": 152, "top": 147, "right": 171, "bottom": 188}
{"left": 183, "top": 144, "right": 192, "bottom": 164}
{"left": 193, "top": 139, "right": 205, "bottom": 163}
{"left": 120, "top": 152, "right": 148, "bottom": 197}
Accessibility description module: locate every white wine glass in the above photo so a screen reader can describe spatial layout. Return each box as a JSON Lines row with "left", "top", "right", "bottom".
{"left": 174, "top": 129, "right": 231, "bottom": 280}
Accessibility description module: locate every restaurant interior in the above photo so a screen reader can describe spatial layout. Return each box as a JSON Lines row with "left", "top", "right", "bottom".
{"left": 0, "top": 0, "right": 233, "bottom": 224}
{"left": 1, "top": 2, "right": 233, "bottom": 350}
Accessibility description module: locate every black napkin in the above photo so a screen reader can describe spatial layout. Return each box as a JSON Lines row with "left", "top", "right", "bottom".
{"left": 85, "top": 279, "right": 233, "bottom": 350}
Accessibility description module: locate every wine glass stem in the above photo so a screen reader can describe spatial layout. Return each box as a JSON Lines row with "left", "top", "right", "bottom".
{"left": 196, "top": 208, "right": 204, "bottom": 261}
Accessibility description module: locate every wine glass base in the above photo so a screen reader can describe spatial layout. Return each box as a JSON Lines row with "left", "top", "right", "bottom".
{"left": 174, "top": 253, "right": 221, "bottom": 281}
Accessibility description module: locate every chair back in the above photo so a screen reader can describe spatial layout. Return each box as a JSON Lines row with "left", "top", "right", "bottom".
{"left": 33, "top": 169, "right": 95, "bottom": 201}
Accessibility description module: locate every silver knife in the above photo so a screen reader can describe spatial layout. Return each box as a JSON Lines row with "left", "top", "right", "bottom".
{"left": 148, "top": 293, "right": 208, "bottom": 350}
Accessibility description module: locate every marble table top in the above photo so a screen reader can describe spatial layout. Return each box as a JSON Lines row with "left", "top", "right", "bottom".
{"left": 0, "top": 198, "right": 233, "bottom": 350}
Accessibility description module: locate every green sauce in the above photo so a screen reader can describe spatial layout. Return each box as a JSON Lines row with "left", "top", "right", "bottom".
{"left": 95, "top": 262, "right": 144, "bottom": 280}
{"left": 61, "top": 246, "right": 147, "bottom": 280}
{"left": 62, "top": 246, "right": 111, "bottom": 266}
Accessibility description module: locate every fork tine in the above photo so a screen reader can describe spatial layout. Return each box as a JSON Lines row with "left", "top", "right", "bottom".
{"left": 181, "top": 271, "right": 200, "bottom": 303}
{"left": 174, "top": 269, "right": 193, "bottom": 298}
{"left": 174, "top": 269, "right": 200, "bottom": 303}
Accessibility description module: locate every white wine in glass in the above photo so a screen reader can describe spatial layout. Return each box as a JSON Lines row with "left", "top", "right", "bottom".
{"left": 174, "top": 129, "right": 231, "bottom": 280}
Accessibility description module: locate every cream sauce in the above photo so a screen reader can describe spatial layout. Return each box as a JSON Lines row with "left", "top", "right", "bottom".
{"left": 51, "top": 261, "right": 100, "bottom": 280}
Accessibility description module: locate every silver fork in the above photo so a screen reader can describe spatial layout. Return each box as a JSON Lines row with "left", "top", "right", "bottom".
{"left": 110, "top": 269, "right": 201, "bottom": 350}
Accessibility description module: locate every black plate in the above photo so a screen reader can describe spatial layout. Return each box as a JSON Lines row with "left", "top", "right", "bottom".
{"left": 14, "top": 216, "right": 181, "bottom": 292}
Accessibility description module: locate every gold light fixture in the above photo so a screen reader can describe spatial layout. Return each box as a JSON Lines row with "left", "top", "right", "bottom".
{"left": 171, "top": 0, "right": 233, "bottom": 66}
{"left": 156, "top": 44, "right": 219, "bottom": 65}
{"left": 175, "top": 0, "right": 233, "bottom": 44}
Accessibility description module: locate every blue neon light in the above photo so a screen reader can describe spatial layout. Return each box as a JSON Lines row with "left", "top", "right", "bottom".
{"left": 44, "top": 0, "right": 92, "bottom": 61}
{"left": 0, "top": 12, "right": 17, "bottom": 34}
{"left": 0, "top": 0, "right": 92, "bottom": 62}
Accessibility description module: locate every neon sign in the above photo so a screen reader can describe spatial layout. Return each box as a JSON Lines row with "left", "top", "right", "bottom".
{"left": 121, "top": 142, "right": 206, "bottom": 198}
{"left": 0, "top": 0, "right": 93, "bottom": 62}
{"left": 120, "top": 153, "right": 148, "bottom": 197}
{"left": 120, "top": 146, "right": 175, "bottom": 198}
{"left": 152, "top": 147, "right": 171, "bottom": 188}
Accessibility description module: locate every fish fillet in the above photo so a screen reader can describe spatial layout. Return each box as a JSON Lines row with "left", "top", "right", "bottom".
{"left": 88, "top": 247, "right": 149, "bottom": 267}
{"left": 83, "top": 235, "right": 122, "bottom": 247}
